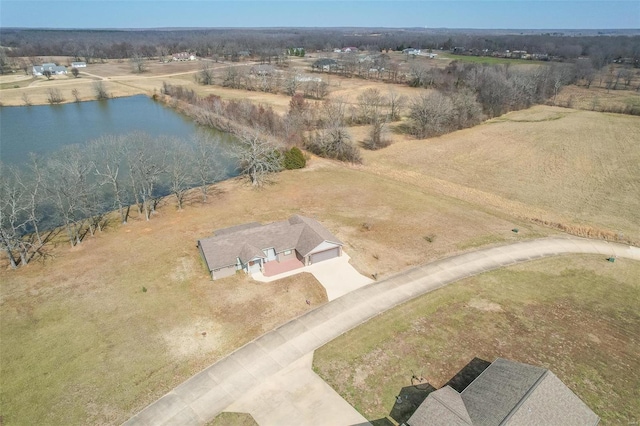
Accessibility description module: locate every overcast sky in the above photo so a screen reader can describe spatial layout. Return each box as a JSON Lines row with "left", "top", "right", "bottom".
{"left": 1, "top": 1, "right": 638, "bottom": 29}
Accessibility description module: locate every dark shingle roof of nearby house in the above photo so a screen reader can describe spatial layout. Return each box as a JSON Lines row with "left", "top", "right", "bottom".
{"left": 408, "top": 358, "right": 600, "bottom": 426}
{"left": 461, "top": 358, "right": 547, "bottom": 424}
{"left": 198, "top": 215, "right": 342, "bottom": 271}
{"left": 410, "top": 386, "right": 472, "bottom": 425}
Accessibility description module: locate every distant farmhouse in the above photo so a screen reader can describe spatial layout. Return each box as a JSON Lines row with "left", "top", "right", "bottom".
{"left": 198, "top": 215, "right": 343, "bottom": 280}
{"left": 172, "top": 52, "right": 196, "bottom": 61}
{"left": 32, "top": 63, "right": 67, "bottom": 76}
{"left": 407, "top": 358, "right": 599, "bottom": 426}
{"left": 311, "top": 58, "right": 338, "bottom": 72}
{"left": 403, "top": 48, "right": 421, "bottom": 56}
{"left": 287, "top": 47, "right": 306, "bottom": 56}
{"left": 71, "top": 61, "right": 87, "bottom": 68}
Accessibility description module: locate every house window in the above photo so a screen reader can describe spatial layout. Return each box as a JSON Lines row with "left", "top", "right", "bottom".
{"left": 284, "top": 250, "right": 292, "bottom": 255}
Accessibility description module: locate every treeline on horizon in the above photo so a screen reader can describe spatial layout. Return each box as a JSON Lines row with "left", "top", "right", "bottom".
{"left": 1, "top": 27, "right": 638, "bottom": 64}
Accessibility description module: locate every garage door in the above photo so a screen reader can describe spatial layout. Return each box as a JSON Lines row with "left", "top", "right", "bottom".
{"left": 310, "top": 247, "right": 340, "bottom": 264}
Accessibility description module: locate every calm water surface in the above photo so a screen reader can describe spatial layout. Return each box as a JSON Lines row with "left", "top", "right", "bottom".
{"left": 0, "top": 95, "right": 235, "bottom": 168}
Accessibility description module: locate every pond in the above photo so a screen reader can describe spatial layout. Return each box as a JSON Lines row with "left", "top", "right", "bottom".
{"left": 0, "top": 95, "right": 236, "bottom": 172}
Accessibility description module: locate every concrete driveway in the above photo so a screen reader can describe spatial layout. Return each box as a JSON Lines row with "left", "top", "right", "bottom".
{"left": 124, "top": 238, "right": 640, "bottom": 426}
{"left": 254, "top": 253, "right": 373, "bottom": 301}
{"left": 226, "top": 352, "right": 370, "bottom": 425}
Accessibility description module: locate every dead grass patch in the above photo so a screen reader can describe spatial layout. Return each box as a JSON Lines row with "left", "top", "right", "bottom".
{"left": 1, "top": 159, "right": 537, "bottom": 425}
{"left": 555, "top": 84, "right": 640, "bottom": 113}
{"left": 363, "top": 105, "right": 640, "bottom": 244}
{"left": 313, "top": 255, "right": 640, "bottom": 424}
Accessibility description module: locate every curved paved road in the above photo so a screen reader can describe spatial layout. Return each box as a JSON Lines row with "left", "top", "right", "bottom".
{"left": 125, "top": 238, "right": 639, "bottom": 426}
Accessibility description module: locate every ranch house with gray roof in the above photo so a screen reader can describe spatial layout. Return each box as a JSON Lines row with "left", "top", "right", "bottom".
{"left": 408, "top": 358, "right": 599, "bottom": 426}
{"left": 197, "top": 215, "right": 343, "bottom": 280}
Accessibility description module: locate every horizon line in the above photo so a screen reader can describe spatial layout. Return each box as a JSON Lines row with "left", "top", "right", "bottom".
{"left": 2, "top": 26, "right": 639, "bottom": 31}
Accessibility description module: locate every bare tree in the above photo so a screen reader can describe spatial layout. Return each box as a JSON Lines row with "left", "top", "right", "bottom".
{"left": 0, "top": 167, "right": 32, "bottom": 267}
{"left": 42, "top": 70, "right": 52, "bottom": 80}
{"left": 320, "top": 97, "right": 348, "bottom": 127}
{"left": 19, "top": 155, "right": 47, "bottom": 246}
{"left": 232, "top": 130, "right": 282, "bottom": 187}
{"left": 302, "top": 79, "right": 329, "bottom": 99}
{"left": 552, "top": 65, "right": 572, "bottom": 104}
{"left": 306, "top": 124, "right": 362, "bottom": 163}
{"left": 409, "top": 92, "right": 456, "bottom": 138}
{"left": 386, "top": 61, "right": 401, "bottom": 83}
{"left": 283, "top": 70, "right": 301, "bottom": 96}
{"left": 21, "top": 92, "right": 31, "bottom": 106}
{"left": 167, "top": 138, "right": 194, "bottom": 210}
{"left": 93, "top": 81, "right": 109, "bottom": 100}
{"left": 222, "top": 67, "right": 241, "bottom": 89}
{"left": 126, "top": 134, "right": 168, "bottom": 220}
{"left": 408, "top": 62, "right": 428, "bottom": 87}
{"left": 192, "top": 131, "right": 223, "bottom": 202}
{"left": 71, "top": 67, "right": 80, "bottom": 78}
{"left": 387, "top": 89, "right": 406, "bottom": 121}
{"left": 451, "top": 88, "right": 484, "bottom": 129}
{"left": 91, "top": 135, "right": 129, "bottom": 224}
{"left": 46, "top": 88, "right": 65, "bottom": 104}
{"left": 198, "top": 61, "right": 215, "bottom": 85}
{"left": 362, "top": 114, "right": 390, "bottom": 150}
{"left": 357, "top": 88, "right": 385, "bottom": 124}
{"left": 157, "top": 45, "right": 170, "bottom": 62}
{"left": 618, "top": 68, "right": 633, "bottom": 89}
{"left": 575, "top": 58, "right": 595, "bottom": 88}
{"left": 72, "top": 88, "right": 81, "bottom": 102}
{"left": 45, "top": 146, "right": 94, "bottom": 247}
{"left": 130, "top": 52, "right": 147, "bottom": 74}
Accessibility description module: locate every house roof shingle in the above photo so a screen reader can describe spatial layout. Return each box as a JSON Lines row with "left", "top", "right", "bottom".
{"left": 410, "top": 386, "right": 472, "bottom": 426}
{"left": 198, "top": 215, "right": 342, "bottom": 271}
{"left": 408, "top": 358, "right": 600, "bottom": 426}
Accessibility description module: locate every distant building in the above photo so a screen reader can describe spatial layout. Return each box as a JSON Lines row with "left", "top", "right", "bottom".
{"left": 71, "top": 62, "right": 87, "bottom": 68}
{"left": 32, "top": 63, "right": 67, "bottom": 76}
{"left": 342, "top": 47, "right": 359, "bottom": 53}
{"left": 311, "top": 58, "right": 338, "bottom": 72}
{"left": 172, "top": 52, "right": 196, "bottom": 61}
{"left": 403, "top": 48, "right": 421, "bottom": 55}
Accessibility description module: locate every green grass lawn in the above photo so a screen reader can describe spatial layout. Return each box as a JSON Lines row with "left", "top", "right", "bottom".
{"left": 313, "top": 255, "right": 640, "bottom": 425}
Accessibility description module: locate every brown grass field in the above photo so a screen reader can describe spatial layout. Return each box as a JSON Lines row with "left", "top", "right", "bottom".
{"left": 364, "top": 105, "right": 640, "bottom": 244}
{"left": 1, "top": 158, "right": 543, "bottom": 425}
{"left": 313, "top": 254, "right": 640, "bottom": 424}
{"left": 1, "top": 53, "right": 639, "bottom": 425}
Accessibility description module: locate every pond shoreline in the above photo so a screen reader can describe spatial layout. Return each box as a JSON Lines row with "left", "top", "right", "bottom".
{"left": 0, "top": 94, "right": 237, "bottom": 165}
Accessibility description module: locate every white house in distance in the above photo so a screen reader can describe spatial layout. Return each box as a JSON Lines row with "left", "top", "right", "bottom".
{"left": 71, "top": 61, "right": 87, "bottom": 68}
{"left": 403, "top": 48, "right": 422, "bottom": 56}
{"left": 172, "top": 52, "right": 196, "bottom": 61}
{"left": 32, "top": 63, "right": 67, "bottom": 76}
